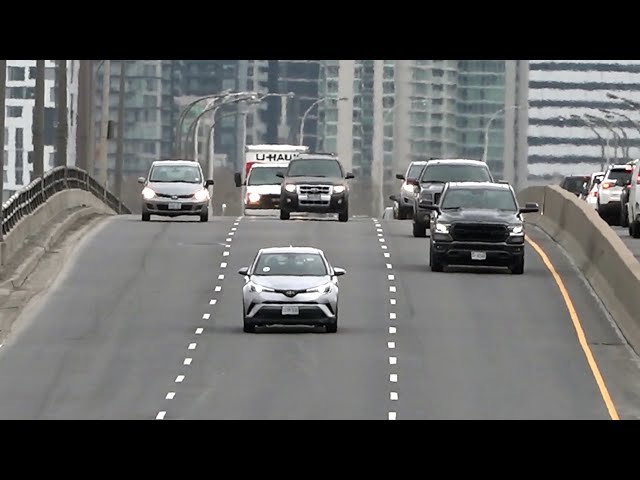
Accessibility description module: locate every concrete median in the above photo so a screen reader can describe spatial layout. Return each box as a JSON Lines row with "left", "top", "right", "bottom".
{"left": 0, "top": 189, "right": 116, "bottom": 268}
{"left": 518, "top": 185, "right": 640, "bottom": 354}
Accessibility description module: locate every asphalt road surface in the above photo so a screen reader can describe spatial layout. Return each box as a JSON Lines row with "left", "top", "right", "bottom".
{"left": 1, "top": 213, "right": 640, "bottom": 419}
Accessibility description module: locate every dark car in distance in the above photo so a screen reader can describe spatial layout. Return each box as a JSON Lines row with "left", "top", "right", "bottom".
{"left": 391, "top": 160, "right": 428, "bottom": 219}
{"left": 412, "top": 159, "right": 494, "bottom": 238}
{"left": 276, "top": 153, "right": 354, "bottom": 222}
{"left": 422, "top": 182, "right": 539, "bottom": 274}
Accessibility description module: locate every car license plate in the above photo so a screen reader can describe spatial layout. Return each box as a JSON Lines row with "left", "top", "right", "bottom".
{"left": 471, "top": 251, "right": 486, "bottom": 261}
{"left": 307, "top": 194, "right": 321, "bottom": 201}
{"left": 168, "top": 202, "right": 181, "bottom": 210}
{"left": 282, "top": 306, "right": 299, "bottom": 315}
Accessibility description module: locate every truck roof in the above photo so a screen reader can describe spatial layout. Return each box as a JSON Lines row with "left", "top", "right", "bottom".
{"left": 245, "top": 145, "right": 310, "bottom": 152}
{"left": 250, "top": 161, "right": 290, "bottom": 168}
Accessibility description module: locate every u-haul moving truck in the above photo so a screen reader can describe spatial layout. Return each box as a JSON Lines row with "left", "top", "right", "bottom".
{"left": 235, "top": 144, "right": 310, "bottom": 214}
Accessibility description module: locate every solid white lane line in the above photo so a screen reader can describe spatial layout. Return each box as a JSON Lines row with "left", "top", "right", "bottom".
{"left": 210, "top": 299, "right": 217, "bottom": 305}
{"left": 390, "top": 299, "right": 396, "bottom": 305}
{"left": 184, "top": 358, "right": 193, "bottom": 366}
{"left": 156, "top": 411, "right": 166, "bottom": 420}
{"left": 223, "top": 251, "right": 230, "bottom": 256}
{"left": 388, "top": 342, "right": 395, "bottom": 349}
{"left": 220, "top": 262, "right": 227, "bottom": 268}
{"left": 388, "top": 274, "right": 395, "bottom": 280}
{"left": 188, "top": 343, "right": 196, "bottom": 350}
{"left": 384, "top": 253, "right": 390, "bottom": 258}
{"left": 175, "top": 375, "right": 185, "bottom": 383}
{"left": 218, "top": 274, "right": 224, "bottom": 280}
{"left": 215, "top": 286, "right": 222, "bottom": 292}
{"left": 389, "top": 356, "right": 397, "bottom": 365}
{"left": 390, "top": 392, "right": 398, "bottom": 401}
{"left": 195, "top": 328, "right": 204, "bottom": 335}
{"left": 388, "top": 412, "right": 397, "bottom": 420}
{"left": 389, "top": 286, "right": 396, "bottom": 292}
{"left": 389, "top": 327, "right": 396, "bottom": 334}
{"left": 390, "top": 313, "right": 396, "bottom": 320}
{"left": 202, "top": 313, "right": 210, "bottom": 320}
{"left": 386, "top": 264, "right": 393, "bottom": 269}
{"left": 390, "top": 374, "right": 398, "bottom": 383}
{"left": 166, "top": 392, "right": 176, "bottom": 400}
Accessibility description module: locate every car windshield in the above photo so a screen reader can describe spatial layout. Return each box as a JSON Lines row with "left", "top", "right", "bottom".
{"left": 420, "top": 164, "right": 492, "bottom": 183}
{"left": 562, "top": 176, "right": 590, "bottom": 193}
{"left": 253, "top": 252, "right": 328, "bottom": 276}
{"left": 287, "top": 159, "right": 343, "bottom": 177}
{"left": 441, "top": 188, "right": 518, "bottom": 211}
{"left": 149, "top": 165, "right": 201, "bottom": 183}
{"left": 248, "top": 167, "right": 287, "bottom": 186}
{"left": 407, "top": 163, "right": 425, "bottom": 180}
{"left": 607, "top": 168, "right": 632, "bottom": 184}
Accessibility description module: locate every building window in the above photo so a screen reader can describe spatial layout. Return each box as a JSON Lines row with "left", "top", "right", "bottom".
{"left": 29, "top": 67, "right": 36, "bottom": 79}
{"left": 50, "top": 87, "right": 56, "bottom": 103}
{"left": 143, "top": 142, "right": 156, "bottom": 154}
{"left": 45, "top": 67, "right": 56, "bottom": 81}
{"left": 8, "top": 67, "right": 25, "bottom": 81}
{"left": 7, "top": 106, "right": 22, "bottom": 118}
{"left": 143, "top": 95, "right": 156, "bottom": 107}
{"left": 15, "top": 128, "right": 23, "bottom": 149}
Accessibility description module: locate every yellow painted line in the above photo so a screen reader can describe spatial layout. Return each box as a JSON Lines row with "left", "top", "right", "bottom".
{"left": 526, "top": 235, "right": 619, "bottom": 420}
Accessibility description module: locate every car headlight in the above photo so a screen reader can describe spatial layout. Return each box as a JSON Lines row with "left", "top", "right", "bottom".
{"left": 402, "top": 184, "right": 416, "bottom": 193}
{"left": 247, "top": 192, "right": 261, "bottom": 203}
{"left": 193, "top": 189, "right": 209, "bottom": 202}
{"left": 434, "top": 222, "right": 450, "bottom": 234}
{"left": 284, "top": 184, "right": 296, "bottom": 193}
{"left": 306, "top": 283, "right": 332, "bottom": 293}
{"left": 509, "top": 224, "right": 524, "bottom": 235}
{"left": 333, "top": 185, "right": 345, "bottom": 194}
{"left": 250, "top": 282, "right": 274, "bottom": 293}
{"left": 142, "top": 187, "right": 155, "bottom": 200}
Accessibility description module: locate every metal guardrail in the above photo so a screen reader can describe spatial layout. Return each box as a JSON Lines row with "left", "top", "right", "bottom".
{"left": 1, "top": 166, "right": 131, "bottom": 237}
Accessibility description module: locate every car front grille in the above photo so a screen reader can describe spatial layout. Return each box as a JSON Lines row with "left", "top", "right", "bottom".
{"left": 156, "top": 193, "right": 194, "bottom": 199}
{"left": 297, "top": 184, "right": 332, "bottom": 205}
{"left": 450, "top": 223, "right": 508, "bottom": 243}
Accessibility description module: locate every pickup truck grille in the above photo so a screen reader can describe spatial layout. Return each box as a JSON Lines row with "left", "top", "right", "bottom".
{"left": 450, "top": 223, "right": 508, "bottom": 243}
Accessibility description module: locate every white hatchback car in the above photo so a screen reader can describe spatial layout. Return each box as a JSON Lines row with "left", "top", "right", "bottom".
{"left": 597, "top": 164, "right": 634, "bottom": 225}
{"left": 627, "top": 160, "right": 640, "bottom": 238}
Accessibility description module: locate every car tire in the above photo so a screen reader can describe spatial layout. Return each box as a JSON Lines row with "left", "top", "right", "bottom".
{"left": 413, "top": 221, "right": 427, "bottom": 238}
{"left": 631, "top": 220, "right": 640, "bottom": 239}
{"left": 397, "top": 205, "right": 407, "bottom": 220}
{"left": 280, "top": 208, "right": 290, "bottom": 220}
{"left": 243, "top": 315, "right": 256, "bottom": 333}
{"left": 429, "top": 246, "right": 444, "bottom": 272}
{"left": 510, "top": 256, "right": 525, "bottom": 275}
{"left": 200, "top": 212, "right": 208, "bottom": 222}
{"left": 141, "top": 213, "right": 150, "bottom": 222}
{"left": 621, "top": 204, "right": 629, "bottom": 228}
{"left": 338, "top": 206, "right": 349, "bottom": 223}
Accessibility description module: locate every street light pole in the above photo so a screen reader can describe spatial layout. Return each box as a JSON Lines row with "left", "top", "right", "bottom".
{"left": 33, "top": 60, "right": 45, "bottom": 180}
{"left": 98, "top": 60, "right": 111, "bottom": 187}
{"left": 585, "top": 114, "right": 620, "bottom": 160}
{"left": 568, "top": 114, "right": 608, "bottom": 170}
{"left": 600, "top": 108, "right": 640, "bottom": 136}
{"left": 0, "top": 59, "right": 6, "bottom": 238}
{"left": 55, "top": 60, "right": 68, "bottom": 167}
{"left": 601, "top": 113, "right": 629, "bottom": 159}
{"left": 114, "top": 60, "right": 126, "bottom": 209}
{"left": 299, "top": 96, "right": 348, "bottom": 146}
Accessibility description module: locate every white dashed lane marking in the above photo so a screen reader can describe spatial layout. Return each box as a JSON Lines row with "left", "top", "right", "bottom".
{"left": 388, "top": 342, "right": 395, "bottom": 349}
{"left": 388, "top": 412, "right": 397, "bottom": 420}
{"left": 388, "top": 274, "right": 395, "bottom": 280}
{"left": 226, "top": 238, "right": 232, "bottom": 242}
{"left": 218, "top": 274, "right": 225, "bottom": 280}
{"left": 184, "top": 358, "right": 193, "bottom": 366}
{"left": 390, "top": 313, "right": 396, "bottom": 320}
{"left": 175, "top": 375, "right": 185, "bottom": 383}
{"left": 202, "top": 313, "right": 210, "bottom": 320}
{"left": 389, "top": 327, "right": 396, "bottom": 334}
{"left": 390, "top": 374, "right": 398, "bottom": 383}
{"left": 389, "top": 286, "right": 396, "bottom": 292}
{"left": 390, "top": 299, "right": 396, "bottom": 305}
{"left": 166, "top": 392, "right": 176, "bottom": 400}
{"left": 210, "top": 299, "right": 217, "bottom": 305}
{"left": 156, "top": 411, "right": 166, "bottom": 420}
{"left": 384, "top": 253, "right": 390, "bottom": 258}
{"left": 386, "top": 264, "right": 393, "bottom": 269}
{"left": 220, "top": 262, "right": 227, "bottom": 268}
{"left": 188, "top": 343, "right": 197, "bottom": 350}
{"left": 390, "top": 392, "right": 398, "bottom": 401}
{"left": 215, "top": 286, "right": 222, "bottom": 292}
{"left": 389, "top": 356, "right": 397, "bottom": 365}
{"left": 223, "top": 251, "right": 230, "bottom": 256}
{"left": 195, "top": 328, "right": 203, "bottom": 335}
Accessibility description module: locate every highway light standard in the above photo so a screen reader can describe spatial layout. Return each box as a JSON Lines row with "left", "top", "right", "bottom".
{"left": 585, "top": 113, "right": 621, "bottom": 161}
{"left": 597, "top": 110, "right": 631, "bottom": 159}
{"left": 561, "top": 114, "right": 608, "bottom": 170}
{"left": 482, "top": 104, "right": 528, "bottom": 164}
{"left": 298, "top": 96, "right": 348, "bottom": 146}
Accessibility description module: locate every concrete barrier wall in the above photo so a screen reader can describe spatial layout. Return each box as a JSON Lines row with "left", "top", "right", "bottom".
{"left": 517, "top": 185, "right": 640, "bottom": 354}
{"left": 0, "top": 189, "right": 116, "bottom": 267}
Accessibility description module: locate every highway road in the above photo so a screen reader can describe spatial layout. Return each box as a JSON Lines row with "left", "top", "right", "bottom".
{"left": 612, "top": 226, "right": 640, "bottom": 261}
{"left": 1, "top": 213, "right": 640, "bottom": 419}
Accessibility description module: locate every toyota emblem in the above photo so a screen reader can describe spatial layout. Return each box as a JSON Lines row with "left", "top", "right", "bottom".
{"left": 172, "top": 195, "right": 178, "bottom": 200}
{"left": 285, "top": 290, "right": 296, "bottom": 297}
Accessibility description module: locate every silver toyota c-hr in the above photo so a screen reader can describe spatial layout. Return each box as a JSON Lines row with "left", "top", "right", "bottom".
{"left": 238, "top": 246, "right": 346, "bottom": 333}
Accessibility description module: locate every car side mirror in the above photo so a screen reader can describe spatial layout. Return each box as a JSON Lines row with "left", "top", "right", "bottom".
{"left": 594, "top": 178, "right": 602, "bottom": 185}
{"left": 333, "top": 267, "right": 346, "bottom": 276}
{"left": 137, "top": 176, "right": 145, "bottom": 184}
{"left": 234, "top": 172, "right": 243, "bottom": 187}
{"left": 396, "top": 173, "right": 405, "bottom": 180}
{"left": 238, "top": 267, "right": 249, "bottom": 276}
{"left": 275, "top": 172, "right": 284, "bottom": 178}
{"left": 205, "top": 179, "right": 214, "bottom": 187}
{"left": 389, "top": 194, "right": 398, "bottom": 202}
{"left": 345, "top": 172, "right": 354, "bottom": 179}
{"left": 519, "top": 202, "right": 539, "bottom": 214}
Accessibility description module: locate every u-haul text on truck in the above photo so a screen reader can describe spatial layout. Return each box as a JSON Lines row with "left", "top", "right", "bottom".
{"left": 235, "top": 144, "right": 310, "bottom": 215}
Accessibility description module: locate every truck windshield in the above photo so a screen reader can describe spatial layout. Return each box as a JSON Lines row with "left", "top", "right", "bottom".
{"left": 248, "top": 167, "right": 287, "bottom": 186}
{"left": 287, "top": 159, "right": 343, "bottom": 177}
{"left": 420, "top": 164, "right": 492, "bottom": 183}
{"left": 441, "top": 188, "right": 517, "bottom": 211}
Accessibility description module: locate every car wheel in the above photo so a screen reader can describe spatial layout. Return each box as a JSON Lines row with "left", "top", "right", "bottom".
{"left": 243, "top": 315, "right": 256, "bottom": 333}
{"left": 621, "top": 204, "right": 629, "bottom": 228}
{"left": 413, "top": 221, "right": 427, "bottom": 238}
{"left": 429, "top": 245, "right": 444, "bottom": 272}
{"left": 141, "top": 213, "right": 150, "bottom": 222}
{"left": 280, "top": 208, "right": 290, "bottom": 220}
{"left": 510, "top": 256, "right": 525, "bottom": 275}
{"left": 338, "top": 206, "right": 349, "bottom": 222}
{"left": 200, "top": 212, "right": 208, "bottom": 222}
{"left": 631, "top": 220, "right": 640, "bottom": 239}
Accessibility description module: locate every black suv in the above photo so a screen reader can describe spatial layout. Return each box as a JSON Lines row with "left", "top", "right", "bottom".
{"left": 276, "top": 153, "right": 354, "bottom": 222}
{"left": 412, "top": 159, "right": 494, "bottom": 237}
{"left": 422, "top": 182, "right": 539, "bottom": 274}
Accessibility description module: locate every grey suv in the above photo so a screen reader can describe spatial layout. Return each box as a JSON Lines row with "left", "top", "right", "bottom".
{"left": 412, "top": 159, "right": 494, "bottom": 237}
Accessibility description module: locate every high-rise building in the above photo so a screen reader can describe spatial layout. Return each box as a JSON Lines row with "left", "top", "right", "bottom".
{"left": 3, "top": 60, "right": 80, "bottom": 198}
{"left": 526, "top": 60, "right": 640, "bottom": 182}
